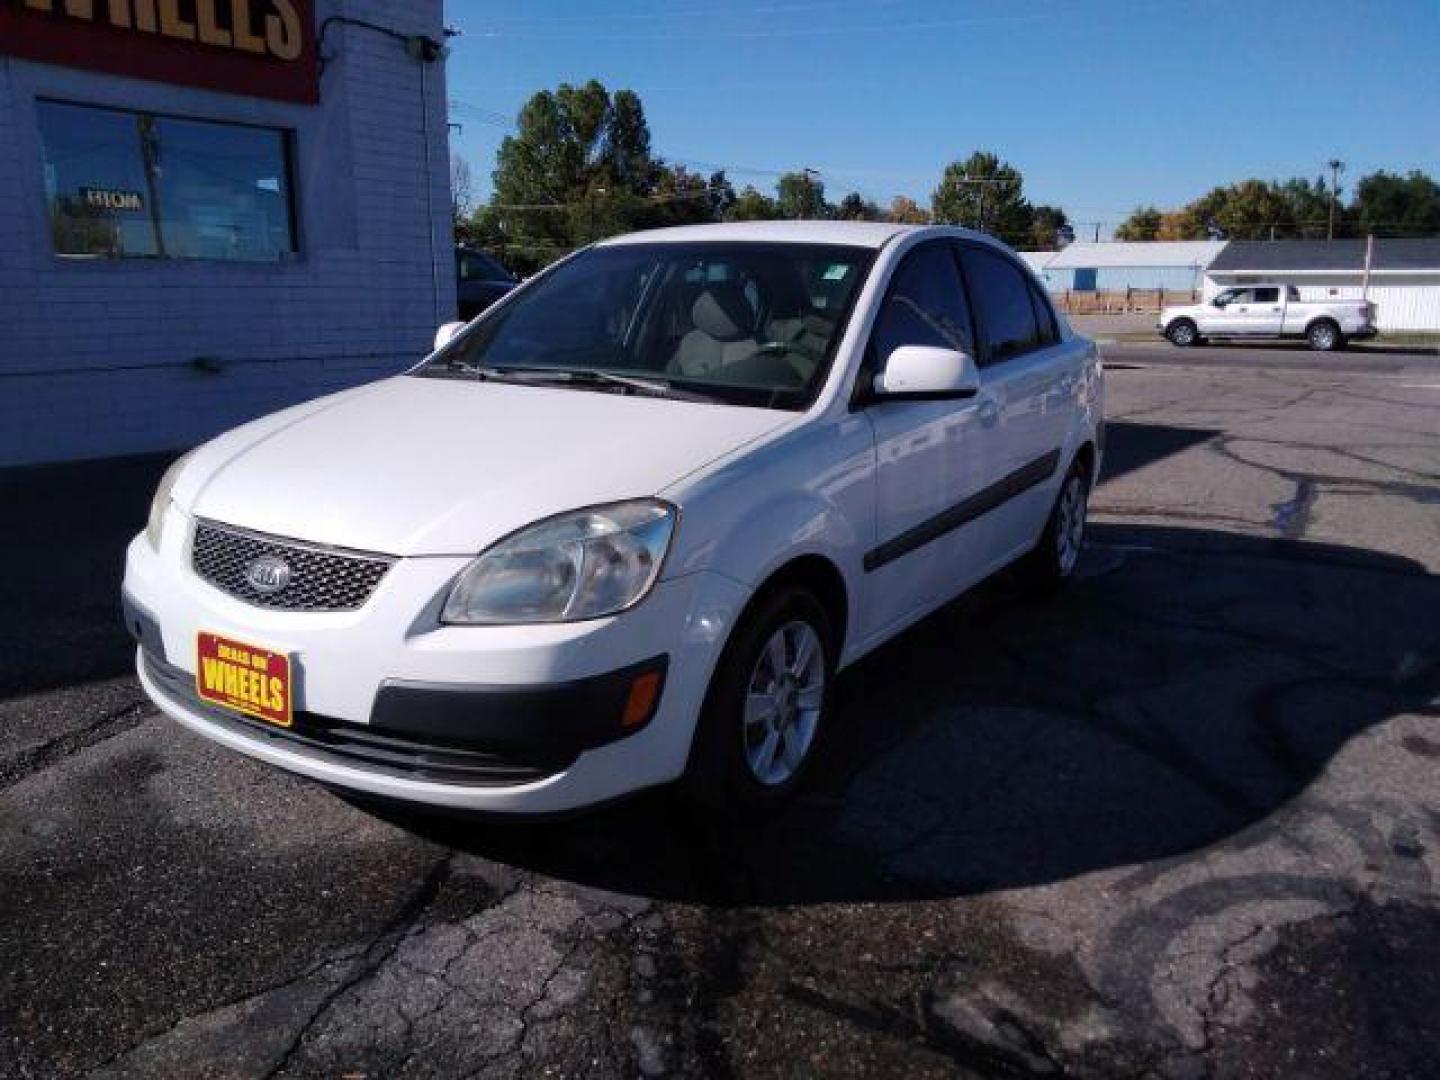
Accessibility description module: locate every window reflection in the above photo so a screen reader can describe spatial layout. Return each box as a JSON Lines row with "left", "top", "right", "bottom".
{"left": 37, "top": 100, "right": 296, "bottom": 262}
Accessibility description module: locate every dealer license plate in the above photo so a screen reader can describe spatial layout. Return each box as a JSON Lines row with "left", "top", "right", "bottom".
{"left": 195, "top": 631, "right": 292, "bottom": 728}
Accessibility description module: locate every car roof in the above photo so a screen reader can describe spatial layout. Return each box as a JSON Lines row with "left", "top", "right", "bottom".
{"left": 595, "top": 220, "right": 955, "bottom": 250}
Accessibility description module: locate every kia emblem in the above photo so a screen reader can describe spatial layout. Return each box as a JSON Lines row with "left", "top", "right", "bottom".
{"left": 244, "top": 555, "right": 292, "bottom": 595}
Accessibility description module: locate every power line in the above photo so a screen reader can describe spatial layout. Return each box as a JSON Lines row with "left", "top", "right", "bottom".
{"left": 466, "top": 0, "right": 1214, "bottom": 42}
{"left": 466, "top": 0, "right": 908, "bottom": 26}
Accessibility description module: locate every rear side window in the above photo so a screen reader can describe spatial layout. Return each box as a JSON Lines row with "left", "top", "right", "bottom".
{"left": 869, "top": 242, "right": 975, "bottom": 362}
{"left": 1287, "top": 286, "right": 1300, "bottom": 301}
{"left": 1253, "top": 287, "right": 1280, "bottom": 303}
{"left": 959, "top": 246, "right": 1039, "bottom": 363}
{"left": 1028, "top": 280, "right": 1059, "bottom": 346}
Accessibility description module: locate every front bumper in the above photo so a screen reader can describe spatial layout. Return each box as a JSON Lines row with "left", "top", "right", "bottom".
{"left": 124, "top": 513, "right": 749, "bottom": 813}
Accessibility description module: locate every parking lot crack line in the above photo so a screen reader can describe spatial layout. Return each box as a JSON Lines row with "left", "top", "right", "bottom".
{"left": 260, "top": 852, "right": 454, "bottom": 1080}
{"left": 0, "top": 697, "right": 150, "bottom": 790}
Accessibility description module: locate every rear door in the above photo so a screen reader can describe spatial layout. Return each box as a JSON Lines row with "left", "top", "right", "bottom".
{"left": 956, "top": 243, "right": 1077, "bottom": 567}
{"left": 1280, "top": 285, "right": 1304, "bottom": 333}
{"left": 1239, "top": 286, "right": 1284, "bottom": 334}
{"left": 859, "top": 241, "right": 993, "bottom": 637}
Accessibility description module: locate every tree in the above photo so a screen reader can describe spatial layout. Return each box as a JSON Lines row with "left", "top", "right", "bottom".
{"left": 1353, "top": 170, "right": 1440, "bottom": 236}
{"left": 776, "top": 171, "right": 829, "bottom": 219}
{"left": 1276, "top": 176, "right": 1336, "bottom": 238}
{"left": 450, "top": 153, "right": 474, "bottom": 229}
{"left": 725, "top": 185, "right": 781, "bottom": 221}
{"left": 1114, "top": 205, "right": 1162, "bottom": 241}
{"left": 931, "top": 151, "right": 1031, "bottom": 243}
{"left": 885, "top": 195, "right": 930, "bottom": 224}
{"left": 836, "top": 192, "right": 881, "bottom": 221}
{"left": 487, "top": 80, "right": 675, "bottom": 265}
{"left": 1029, "top": 204, "right": 1073, "bottom": 249}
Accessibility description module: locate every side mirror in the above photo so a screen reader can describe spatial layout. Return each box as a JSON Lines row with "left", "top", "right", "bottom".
{"left": 433, "top": 321, "right": 466, "bottom": 352}
{"left": 873, "top": 345, "right": 980, "bottom": 399}
{"left": 1211, "top": 298, "right": 1226, "bottom": 308}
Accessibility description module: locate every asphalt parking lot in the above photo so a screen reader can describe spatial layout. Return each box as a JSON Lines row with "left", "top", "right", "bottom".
{"left": 3, "top": 344, "right": 1439, "bottom": 1079}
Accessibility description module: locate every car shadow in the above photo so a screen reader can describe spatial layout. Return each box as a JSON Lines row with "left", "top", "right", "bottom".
{"left": 0, "top": 453, "right": 172, "bottom": 699}
{"left": 381, "top": 522, "right": 1438, "bottom": 907}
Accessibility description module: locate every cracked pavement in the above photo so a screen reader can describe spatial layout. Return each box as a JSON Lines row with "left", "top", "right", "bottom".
{"left": 2, "top": 344, "right": 1438, "bottom": 1078}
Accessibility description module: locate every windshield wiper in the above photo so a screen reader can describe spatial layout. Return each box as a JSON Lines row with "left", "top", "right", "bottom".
{"left": 493, "top": 367, "right": 723, "bottom": 402}
{"left": 505, "top": 367, "right": 673, "bottom": 394}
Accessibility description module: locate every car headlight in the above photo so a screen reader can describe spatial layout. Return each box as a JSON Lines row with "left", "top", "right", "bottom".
{"left": 145, "top": 450, "right": 195, "bottom": 551}
{"left": 441, "top": 500, "right": 677, "bottom": 625}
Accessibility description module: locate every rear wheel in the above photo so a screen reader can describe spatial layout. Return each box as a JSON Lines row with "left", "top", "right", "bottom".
{"left": 1307, "top": 320, "right": 1344, "bottom": 351}
{"left": 1166, "top": 319, "right": 1199, "bottom": 347}
{"left": 684, "top": 586, "right": 834, "bottom": 815}
{"left": 1019, "top": 458, "right": 1091, "bottom": 590}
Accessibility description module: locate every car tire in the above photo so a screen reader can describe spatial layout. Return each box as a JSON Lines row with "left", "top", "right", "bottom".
{"left": 684, "top": 585, "right": 835, "bottom": 816}
{"left": 1166, "top": 320, "right": 1199, "bottom": 347}
{"left": 1307, "top": 320, "right": 1344, "bottom": 352}
{"left": 1018, "top": 457, "right": 1091, "bottom": 591}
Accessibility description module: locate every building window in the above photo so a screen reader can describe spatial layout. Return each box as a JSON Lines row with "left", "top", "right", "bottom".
{"left": 37, "top": 100, "right": 297, "bottom": 262}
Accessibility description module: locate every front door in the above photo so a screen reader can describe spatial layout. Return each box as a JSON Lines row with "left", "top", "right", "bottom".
{"left": 1209, "top": 287, "right": 1253, "bottom": 333}
{"left": 860, "top": 241, "right": 994, "bottom": 638}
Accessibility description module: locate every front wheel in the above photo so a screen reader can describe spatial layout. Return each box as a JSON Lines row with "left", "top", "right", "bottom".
{"left": 684, "top": 586, "right": 834, "bottom": 815}
{"left": 1166, "top": 320, "right": 1199, "bottom": 347}
{"left": 1019, "top": 459, "right": 1090, "bottom": 590}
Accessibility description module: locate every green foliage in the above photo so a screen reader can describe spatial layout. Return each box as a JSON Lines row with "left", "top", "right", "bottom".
{"left": 1115, "top": 169, "right": 1439, "bottom": 242}
{"left": 482, "top": 80, "right": 731, "bottom": 272}
{"left": 931, "top": 151, "right": 1066, "bottom": 249}
{"left": 1029, "top": 204, "right": 1073, "bottom": 249}
{"left": 776, "top": 171, "right": 830, "bottom": 219}
{"left": 836, "top": 193, "right": 882, "bottom": 221}
{"left": 724, "top": 185, "right": 781, "bottom": 221}
{"left": 932, "top": 152, "right": 1026, "bottom": 239}
{"left": 1354, "top": 170, "right": 1440, "bottom": 236}
{"left": 1114, "top": 206, "right": 1162, "bottom": 241}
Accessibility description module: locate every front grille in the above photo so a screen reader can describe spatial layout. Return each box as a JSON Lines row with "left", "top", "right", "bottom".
{"left": 191, "top": 519, "right": 394, "bottom": 612}
{"left": 142, "top": 650, "right": 569, "bottom": 786}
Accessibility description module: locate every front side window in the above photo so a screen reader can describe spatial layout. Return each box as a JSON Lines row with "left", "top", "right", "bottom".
{"left": 423, "top": 242, "right": 874, "bottom": 410}
{"left": 868, "top": 242, "right": 976, "bottom": 364}
{"left": 959, "top": 246, "right": 1039, "bottom": 363}
{"left": 37, "top": 100, "right": 296, "bottom": 261}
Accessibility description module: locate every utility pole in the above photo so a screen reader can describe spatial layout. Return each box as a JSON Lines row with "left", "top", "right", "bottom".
{"left": 1327, "top": 158, "right": 1345, "bottom": 241}
{"left": 802, "top": 167, "right": 822, "bottom": 219}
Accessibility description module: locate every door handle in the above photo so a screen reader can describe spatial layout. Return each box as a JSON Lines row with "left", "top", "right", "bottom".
{"left": 977, "top": 397, "right": 1000, "bottom": 428}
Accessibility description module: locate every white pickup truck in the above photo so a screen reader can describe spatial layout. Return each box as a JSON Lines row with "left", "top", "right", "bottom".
{"left": 1160, "top": 285, "right": 1376, "bottom": 351}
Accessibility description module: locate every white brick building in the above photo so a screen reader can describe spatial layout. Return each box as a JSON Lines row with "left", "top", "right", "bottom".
{"left": 0, "top": 0, "right": 453, "bottom": 466}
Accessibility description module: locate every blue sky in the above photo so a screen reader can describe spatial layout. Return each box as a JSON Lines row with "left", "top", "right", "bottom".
{"left": 444, "top": 0, "right": 1440, "bottom": 236}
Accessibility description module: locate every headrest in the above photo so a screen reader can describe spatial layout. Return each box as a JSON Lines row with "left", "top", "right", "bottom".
{"left": 691, "top": 284, "right": 754, "bottom": 342}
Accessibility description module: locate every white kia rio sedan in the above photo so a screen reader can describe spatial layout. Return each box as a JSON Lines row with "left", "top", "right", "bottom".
{"left": 123, "top": 222, "right": 1103, "bottom": 816}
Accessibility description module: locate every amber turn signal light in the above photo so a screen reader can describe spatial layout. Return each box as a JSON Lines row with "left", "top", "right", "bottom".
{"left": 620, "top": 670, "right": 663, "bottom": 729}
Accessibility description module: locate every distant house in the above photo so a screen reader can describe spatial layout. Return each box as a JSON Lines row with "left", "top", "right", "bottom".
{"left": 1205, "top": 239, "right": 1440, "bottom": 331}
{"left": 1038, "top": 241, "right": 1226, "bottom": 293}
{"left": 1016, "top": 250, "right": 1057, "bottom": 279}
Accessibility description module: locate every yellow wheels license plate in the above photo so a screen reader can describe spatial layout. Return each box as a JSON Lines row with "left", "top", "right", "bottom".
{"left": 195, "top": 632, "right": 292, "bottom": 728}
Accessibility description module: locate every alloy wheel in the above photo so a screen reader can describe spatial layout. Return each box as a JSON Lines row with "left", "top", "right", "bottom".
{"left": 1056, "top": 474, "right": 1088, "bottom": 576}
{"left": 742, "top": 620, "right": 825, "bottom": 786}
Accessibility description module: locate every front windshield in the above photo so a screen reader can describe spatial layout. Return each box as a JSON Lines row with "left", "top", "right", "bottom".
{"left": 419, "top": 241, "right": 875, "bottom": 410}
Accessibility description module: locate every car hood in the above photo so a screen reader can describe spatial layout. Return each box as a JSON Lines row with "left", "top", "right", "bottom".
{"left": 180, "top": 375, "right": 790, "bottom": 556}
